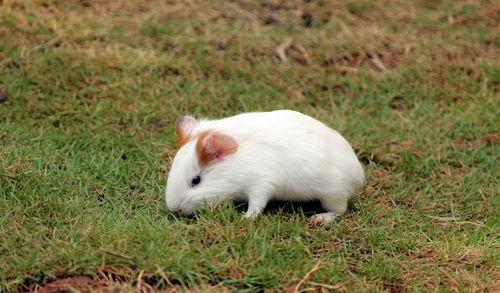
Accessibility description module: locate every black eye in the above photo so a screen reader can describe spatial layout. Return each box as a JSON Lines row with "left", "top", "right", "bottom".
{"left": 191, "top": 175, "right": 201, "bottom": 187}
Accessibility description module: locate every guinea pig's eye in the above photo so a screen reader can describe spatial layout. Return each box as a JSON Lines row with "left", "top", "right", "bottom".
{"left": 191, "top": 175, "right": 201, "bottom": 187}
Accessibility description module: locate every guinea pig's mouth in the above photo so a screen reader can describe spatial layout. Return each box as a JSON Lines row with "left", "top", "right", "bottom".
{"left": 172, "top": 201, "right": 217, "bottom": 217}
{"left": 168, "top": 205, "right": 193, "bottom": 216}
{"left": 173, "top": 202, "right": 198, "bottom": 216}
{"left": 168, "top": 207, "right": 195, "bottom": 218}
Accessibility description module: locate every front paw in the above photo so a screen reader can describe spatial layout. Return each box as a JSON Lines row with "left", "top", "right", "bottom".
{"left": 244, "top": 210, "right": 260, "bottom": 219}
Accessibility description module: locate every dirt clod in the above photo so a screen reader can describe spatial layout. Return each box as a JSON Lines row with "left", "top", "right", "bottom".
{"left": 302, "top": 12, "right": 313, "bottom": 27}
{"left": 389, "top": 95, "right": 410, "bottom": 110}
{"left": 36, "top": 276, "right": 96, "bottom": 293}
{"left": 264, "top": 15, "right": 278, "bottom": 25}
{"left": 215, "top": 41, "right": 225, "bottom": 50}
{"left": 7, "top": 60, "right": 20, "bottom": 69}
{"left": 0, "top": 88, "right": 7, "bottom": 103}
{"left": 481, "top": 133, "right": 500, "bottom": 145}
{"left": 204, "top": 235, "right": 219, "bottom": 246}
{"left": 129, "top": 182, "right": 138, "bottom": 190}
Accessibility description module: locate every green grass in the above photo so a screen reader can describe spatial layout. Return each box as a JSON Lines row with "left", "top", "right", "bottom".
{"left": 1, "top": 0, "right": 499, "bottom": 292}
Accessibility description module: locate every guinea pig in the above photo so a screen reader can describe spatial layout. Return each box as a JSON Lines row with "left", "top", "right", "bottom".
{"left": 165, "top": 110, "right": 365, "bottom": 225}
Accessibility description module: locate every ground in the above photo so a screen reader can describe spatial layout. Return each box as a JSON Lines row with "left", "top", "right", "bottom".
{"left": 0, "top": 0, "right": 499, "bottom": 292}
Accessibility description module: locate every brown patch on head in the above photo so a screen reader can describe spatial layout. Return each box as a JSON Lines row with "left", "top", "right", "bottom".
{"left": 175, "top": 116, "right": 196, "bottom": 149}
{"left": 196, "top": 130, "right": 238, "bottom": 167}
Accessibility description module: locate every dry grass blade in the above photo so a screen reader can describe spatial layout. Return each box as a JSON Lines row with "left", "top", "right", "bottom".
{"left": 296, "top": 44, "right": 311, "bottom": 65}
{"left": 137, "top": 269, "right": 144, "bottom": 292}
{"left": 308, "top": 281, "right": 345, "bottom": 291}
{"left": 156, "top": 265, "right": 175, "bottom": 287}
{"left": 136, "top": 269, "right": 154, "bottom": 292}
{"left": 276, "top": 39, "right": 294, "bottom": 64}
{"left": 294, "top": 260, "right": 321, "bottom": 292}
{"left": 340, "top": 66, "right": 359, "bottom": 73}
{"left": 99, "top": 248, "right": 135, "bottom": 260}
{"left": 366, "top": 52, "right": 387, "bottom": 72}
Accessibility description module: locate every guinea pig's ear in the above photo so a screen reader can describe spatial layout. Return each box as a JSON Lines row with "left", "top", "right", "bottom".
{"left": 196, "top": 132, "right": 239, "bottom": 166}
{"left": 176, "top": 116, "right": 197, "bottom": 149}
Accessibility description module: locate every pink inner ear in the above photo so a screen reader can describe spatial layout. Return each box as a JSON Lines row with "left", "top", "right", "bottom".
{"left": 196, "top": 132, "right": 238, "bottom": 166}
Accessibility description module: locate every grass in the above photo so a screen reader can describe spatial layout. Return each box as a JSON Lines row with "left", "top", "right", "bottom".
{"left": 0, "top": 0, "right": 499, "bottom": 291}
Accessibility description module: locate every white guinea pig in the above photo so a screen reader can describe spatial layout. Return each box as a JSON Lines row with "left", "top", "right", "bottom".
{"left": 165, "top": 110, "right": 365, "bottom": 224}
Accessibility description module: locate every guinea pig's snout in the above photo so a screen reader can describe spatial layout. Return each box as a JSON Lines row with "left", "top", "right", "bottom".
{"left": 169, "top": 203, "right": 192, "bottom": 216}
{"left": 166, "top": 199, "right": 181, "bottom": 213}
{"left": 166, "top": 196, "right": 193, "bottom": 216}
{"left": 170, "top": 204, "right": 182, "bottom": 214}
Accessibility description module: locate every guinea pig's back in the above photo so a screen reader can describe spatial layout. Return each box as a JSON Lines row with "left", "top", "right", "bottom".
{"left": 207, "top": 111, "right": 364, "bottom": 198}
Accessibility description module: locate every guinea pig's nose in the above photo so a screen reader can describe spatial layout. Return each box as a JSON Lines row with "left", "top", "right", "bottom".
{"left": 171, "top": 204, "right": 182, "bottom": 214}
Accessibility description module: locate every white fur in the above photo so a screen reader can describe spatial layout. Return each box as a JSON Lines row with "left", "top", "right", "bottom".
{"left": 165, "top": 110, "right": 365, "bottom": 223}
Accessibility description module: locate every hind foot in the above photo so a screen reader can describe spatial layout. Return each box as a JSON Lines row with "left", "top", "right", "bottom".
{"left": 308, "top": 212, "right": 339, "bottom": 226}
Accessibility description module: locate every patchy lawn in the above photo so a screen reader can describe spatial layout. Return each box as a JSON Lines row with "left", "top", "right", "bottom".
{"left": 0, "top": 0, "right": 499, "bottom": 292}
